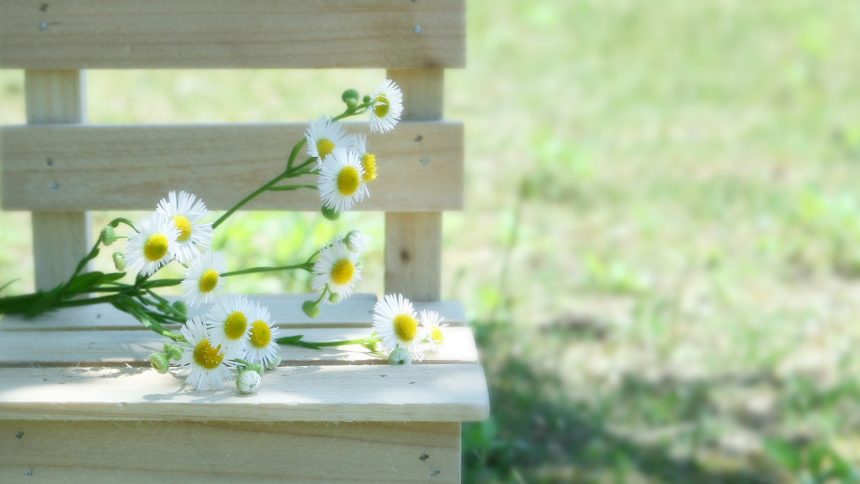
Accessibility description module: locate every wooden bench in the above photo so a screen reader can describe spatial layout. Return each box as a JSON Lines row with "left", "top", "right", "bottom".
{"left": 0, "top": 1, "right": 488, "bottom": 482}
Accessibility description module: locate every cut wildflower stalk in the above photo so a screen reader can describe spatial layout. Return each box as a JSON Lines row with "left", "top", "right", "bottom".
{"left": 220, "top": 262, "right": 314, "bottom": 277}
{"left": 276, "top": 334, "right": 381, "bottom": 350}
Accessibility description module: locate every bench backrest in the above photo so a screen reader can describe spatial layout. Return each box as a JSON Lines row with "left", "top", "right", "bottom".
{"left": 0, "top": 0, "right": 466, "bottom": 301}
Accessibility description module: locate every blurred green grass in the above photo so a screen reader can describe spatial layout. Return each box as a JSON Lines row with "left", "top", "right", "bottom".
{"left": 3, "top": 0, "right": 860, "bottom": 481}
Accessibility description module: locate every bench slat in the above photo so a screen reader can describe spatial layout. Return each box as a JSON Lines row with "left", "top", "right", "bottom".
{"left": 0, "top": 0, "right": 465, "bottom": 69}
{"left": 0, "top": 326, "right": 478, "bottom": 366}
{"left": 0, "top": 294, "right": 466, "bottom": 330}
{"left": 1, "top": 121, "right": 463, "bottom": 211}
{"left": 0, "top": 364, "right": 490, "bottom": 422}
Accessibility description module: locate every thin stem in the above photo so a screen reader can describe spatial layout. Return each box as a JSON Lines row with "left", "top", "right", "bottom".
{"left": 211, "top": 171, "right": 286, "bottom": 229}
{"left": 276, "top": 335, "right": 379, "bottom": 349}
{"left": 56, "top": 294, "right": 119, "bottom": 308}
{"left": 268, "top": 184, "right": 317, "bottom": 192}
{"left": 220, "top": 263, "right": 313, "bottom": 278}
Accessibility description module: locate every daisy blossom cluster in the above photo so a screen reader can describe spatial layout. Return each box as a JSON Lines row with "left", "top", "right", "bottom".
{"left": 0, "top": 82, "right": 453, "bottom": 397}
{"left": 307, "top": 80, "right": 403, "bottom": 217}
{"left": 372, "top": 294, "right": 449, "bottom": 364}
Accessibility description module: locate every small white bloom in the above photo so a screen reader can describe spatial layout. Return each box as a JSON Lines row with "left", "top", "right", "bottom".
{"left": 305, "top": 116, "right": 353, "bottom": 162}
{"left": 181, "top": 251, "right": 227, "bottom": 307}
{"left": 236, "top": 370, "right": 262, "bottom": 394}
{"left": 156, "top": 191, "right": 213, "bottom": 264}
{"left": 368, "top": 79, "right": 404, "bottom": 134}
{"left": 419, "top": 309, "right": 447, "bottom": 353}
{"left": 344, "top": 230, "right": 370, "bottom": 254}
{"left": 177, "top": 317, "right": 234, "bottom": 390}
{"left": 124, "top": 213, "right": 179, "bottom": 276}
{"left": 317, "top": 147, "right": 368, "bottom": 213}
{"left": 243, "top": 302, "right": 281, "bottom": 369}
{"left": 206, "top": 295, "right": 254, "bottom": 356}
{"left": 312, "top": 241, "right": 362, "bottom": 300}
{"left": 352, "top": 135, "right": 377, "bottom": 186}
{"left": 372, "top": 294, "right": 425, "bottom": 360}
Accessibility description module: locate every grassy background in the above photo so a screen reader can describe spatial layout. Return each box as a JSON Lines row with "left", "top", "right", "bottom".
{"left": 3, "top": 0, "right": 860, "bottom": 481}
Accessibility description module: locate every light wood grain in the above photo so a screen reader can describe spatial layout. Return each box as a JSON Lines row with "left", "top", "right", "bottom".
{"left": 0, "top": 421, "right": 461, "bottom": 483}
{"left": 0, "top": 121, "right": 464, "bottom": 211}
{"left": 24, "top": 70, "right": 92, "bottom": 290}
{"left": 0, "top": 365, "right": 490, "bottom": 422}
{"left": 0, "top": 294, "right": 466, "bottom": 330}
{"left": 0, "top": 326, "right": 478, "bottom": 366}
{"left": 0, "top": 0, "right": 465, "bottom": 69}
{"left": 384, "top": 69, "right": 447, "bottom": 300}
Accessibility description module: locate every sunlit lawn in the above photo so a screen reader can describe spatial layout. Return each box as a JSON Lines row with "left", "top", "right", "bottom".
{"left": 3, "top": 0, "right": 860, "bottom": 482}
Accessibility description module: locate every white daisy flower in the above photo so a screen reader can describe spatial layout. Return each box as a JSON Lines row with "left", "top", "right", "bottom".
{"left": 419, "top": 309, "right": 447, "bottom": 353}
{"left": 206, "top": 294, "right": 254, "bottom": 356}
{"left": 305, "top": 116, "right": 353, "bottom": 162}
{"left": 124, "top": 213, "right": 179, "bottom": 276}
{"left": 344, "top": 230, "right": 371, "bottom": 254}
{"left": 368, "top": 79, "right": 404, "bottom": 134}
{"left": 181, "top": 251, "right": 227, "bottom": 307}
{"left": 244, "top": 302, "right": 281, "bottom": 368}
{"left": 156, "top": 191, "right": 213, "bottom": 265}
{"left": 312, "top": 241, "right": 362, "bottom": 300}
{"left": 317, "top": 147, "right": 368, "bottom": 213}
{"left": 177, "top": 317, "right": 234, "bottom": 390}
{"left": 352, "top": 135, "right": 378, "bottom": 183}
{"left": 372, "top": 294, "right": 426, "bottom": 359}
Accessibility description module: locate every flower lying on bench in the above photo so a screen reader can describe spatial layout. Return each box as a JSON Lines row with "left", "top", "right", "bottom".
{"left": 0, "top": 81, "right": 448, "bottom": 394}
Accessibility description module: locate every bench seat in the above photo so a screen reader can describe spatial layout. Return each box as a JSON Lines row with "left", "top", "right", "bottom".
{"left": 0, "top": 294, "right": 488, "bottom": 482}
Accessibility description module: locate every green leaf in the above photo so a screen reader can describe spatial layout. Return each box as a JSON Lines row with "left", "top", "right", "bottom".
{"left": 98, "top": 272, "right": 127, "bottom": 283}
{"left": 64, "top": 271, "right": 106, "bottom": 294}
{"left": 0, "top": 279, "right": 19, "bottom": 294}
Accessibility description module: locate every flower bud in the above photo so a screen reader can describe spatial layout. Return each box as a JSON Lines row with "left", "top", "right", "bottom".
{"left": 328, "top": 292, "right": 342, "bottom": 304}
{"left": 362, "top": 95, "right": 372, "bottom": 103}
{"left": 344, "top": 230, "right": 369, "bottom": 254}
{"left": 342, "top": 88, "right": 360, "bottom": 108}
{"left": 237, "top": 370, "right": 262, "bottom": 394}
{"left": 100, "top": 226, "right": 117, "bottom": 246}
{"left": 163, "top": 343, "right": 183, "bottom": 361}
{"left": 264, "top": 354, "right": 282, "bottom": 371}
{"left": 302, "top": 300, "right": 321, "bottom": 318}
{"left": 112, "top": 252, "right": 126, "bottom": 271}
{"left": 388, "top": 347, "right": 412, "bottom": 365}
{"left": 321, "top": 205, "right": 340, "bottom": 221}
{"left": 149, "top": 352, "right": 170, "bottom": 374}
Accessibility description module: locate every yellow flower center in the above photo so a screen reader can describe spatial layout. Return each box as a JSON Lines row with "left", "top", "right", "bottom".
{"left": 174, "top": 215, "right": 193, "bottom": 242}
{"left": 193, "top": 339, "right": 224, "bottom": 370}
{"left": 393, "top": 314, "right": 418, "bottom": 343}
{"left": 337, "top": 166, "right": 361, "bottom": 196}
{"left": 330, "top": 258, "right": 355, "bottom": 285}
{"left": 224, "top": 311, "right": 248, "bottom": 340}
{"left": 250, "top": 320, "right": 272, "bottom": 348}
{"left": 374, "top": 95, "right": 390, "bottom": 118}
{"left": 431, "top": 327, "right": 444, "bottom": 344}
{"left": 361, "top": 153, "right": 377, "bottom": 182}
{"left": 317, "top": 138, "right": 336, "bottom": 159}
{"left": 197, "top": 269, "right": 219, "bottom": 293}
{"left": 143, "top": 234, "right": 169, "bottom": 262}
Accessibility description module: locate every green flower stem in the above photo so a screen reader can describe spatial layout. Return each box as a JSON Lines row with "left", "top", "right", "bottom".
{"left": 220, "top": 262, "right": 313, "bottom": 278}
{"left": 268, "top": 184, "right": 317, "bottom": 192}
{"left": 211, "top": 171, "right": 286, "bottom": 229}
{"left": 55, "top": 294, "right": 120, "bottom": 308}
{"left": 276, "top": 334, "right": 380, "bottom": 350}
